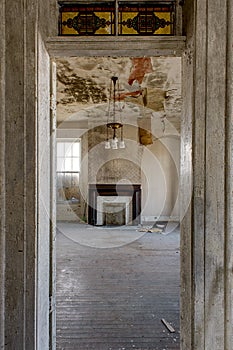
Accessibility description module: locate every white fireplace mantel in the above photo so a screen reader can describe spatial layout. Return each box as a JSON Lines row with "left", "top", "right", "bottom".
{"left": 96, "top": 196, "right": 132, "bottom": 225}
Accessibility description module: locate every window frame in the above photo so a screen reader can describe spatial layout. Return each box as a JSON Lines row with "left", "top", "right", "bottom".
{"left": 58, "top": 0, "right": 178, "bottom": 36}
{"left": 56, "top": 138, "right": 81, "bottom": 203}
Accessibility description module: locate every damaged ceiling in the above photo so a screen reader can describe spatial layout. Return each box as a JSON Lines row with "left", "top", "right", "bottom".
{"left": 56, "top": 57, "right": 182, "bottom": 133}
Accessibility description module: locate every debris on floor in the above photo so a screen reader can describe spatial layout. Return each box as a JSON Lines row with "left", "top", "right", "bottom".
{"left": 161, "top": 318, "right": 175, "bottom": 333}
{"left": 137, "top": 226, "right": 162, "bottom": 233}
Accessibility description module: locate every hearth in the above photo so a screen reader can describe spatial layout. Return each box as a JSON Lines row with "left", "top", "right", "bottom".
{"left": 96, "top": 196, "right": 131, "bottom": 225}
{"left": 103, "top": 202, "right": 126, "bottom": 226}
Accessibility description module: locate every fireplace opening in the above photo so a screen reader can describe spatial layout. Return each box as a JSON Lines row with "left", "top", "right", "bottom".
{"left": 97, "top": 196, "right": 131, "bottom": 225}
{"left": 103, "top": 203, "right": 126, "bottom": 226}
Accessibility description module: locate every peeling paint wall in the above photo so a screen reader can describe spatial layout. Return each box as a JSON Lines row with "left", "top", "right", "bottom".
{"left": 56, "top": 57, "right": 182, "bottom": 131}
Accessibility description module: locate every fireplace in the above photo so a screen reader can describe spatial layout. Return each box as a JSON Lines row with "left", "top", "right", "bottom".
{"left": 96, "top": 196, "right": 132, "bottom": 225}
{"left": 88, "top": 184, "right": 141, "bottom": 226}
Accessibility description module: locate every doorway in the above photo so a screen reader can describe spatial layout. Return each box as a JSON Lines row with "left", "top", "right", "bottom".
{"left": 55, "top": 56, "right": 182, "bottom": 349}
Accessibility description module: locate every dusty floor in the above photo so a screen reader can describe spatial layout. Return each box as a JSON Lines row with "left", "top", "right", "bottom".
{"left": 56, "top": 223, "right": 180, "bottom": 350}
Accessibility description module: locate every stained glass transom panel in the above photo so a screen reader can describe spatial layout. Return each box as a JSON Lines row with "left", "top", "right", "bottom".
{"left": 59, "top": 3, "right": 115, "bottom": 35}
{"left": 118, "top": 2, "right": 175, "bottom": 35}
{"left": 59, "top": 1, "right": 176, "bottom": 36}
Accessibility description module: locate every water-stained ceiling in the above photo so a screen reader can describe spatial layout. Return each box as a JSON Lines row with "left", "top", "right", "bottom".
{"left": 56, "top": 57, "right": 182, "bottom": 133}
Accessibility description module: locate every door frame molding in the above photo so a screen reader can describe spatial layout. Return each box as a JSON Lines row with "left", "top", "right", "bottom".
{"left": 46, "top": 35, "right": 188, "bottom": 348}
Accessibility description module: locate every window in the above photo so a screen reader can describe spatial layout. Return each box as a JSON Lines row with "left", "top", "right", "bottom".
{"left": 59, "top": 2, "right": 115, "bottom": 35}
{"left": 118, "top": 2, "right": 175, "bottom": 35}
{"left": 56, "top": 140, "right": 81, "bottom": 202}
{"left": 59, "top": 1, "right": 176, "bottom": 36}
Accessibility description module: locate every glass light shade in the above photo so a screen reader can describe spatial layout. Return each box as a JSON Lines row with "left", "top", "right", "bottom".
{"left": 111, "top": 138, "right": 118, "bottom": 149}
{"left": 105, "top": 140, "right": 111, "bottom": 149}
{"left": 119, "top": 140, "right": 125, "bottom": 149}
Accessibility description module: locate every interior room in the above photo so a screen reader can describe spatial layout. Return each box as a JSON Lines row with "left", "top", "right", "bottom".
{"left": 56, "top": 56, "right": 181, "bottom": 224}
{"left": 55, "top": 56, "right": 181, "bottom": 349}
{"left": 1, "top": 0, "right": 232, "bottom": 349}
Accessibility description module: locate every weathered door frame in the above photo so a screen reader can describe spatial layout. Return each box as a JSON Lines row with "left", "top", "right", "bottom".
{"left": 45, "top": 27, "right": 232, "bottom": 348}
{"left": 1, "top": 0, "right": 231, "bottom": 348}
{"left": 49, "top": 61, "right": 57, "bottom": 350}
{"left": 46, "top": 35, "right": 187, "bottom": 348}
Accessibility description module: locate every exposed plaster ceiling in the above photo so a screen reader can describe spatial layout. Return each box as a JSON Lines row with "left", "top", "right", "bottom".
{"left": 56, "top": 57, "right": 182, "bottom": 134}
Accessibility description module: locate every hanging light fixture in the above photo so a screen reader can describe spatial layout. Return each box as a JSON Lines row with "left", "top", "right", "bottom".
{"left": 105, "top": 76, "right": 125, "bottom": 150}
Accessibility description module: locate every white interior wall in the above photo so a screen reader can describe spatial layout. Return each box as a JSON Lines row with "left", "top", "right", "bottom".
{"left": 56, "top": 128, "right": 180, "bottom": 222}
{"left": 141, "top": 136, "right": 180, "bottom": 221}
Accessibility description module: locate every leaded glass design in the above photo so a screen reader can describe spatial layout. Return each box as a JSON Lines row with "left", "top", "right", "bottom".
{"left": 59, "top": 3, "right": 115, "bottom": 35}
{"left": 58, "top": 1, "right": 176, "bottom": 36}
{"left": 118, "top": 2, "right": 175, "bottom": 35}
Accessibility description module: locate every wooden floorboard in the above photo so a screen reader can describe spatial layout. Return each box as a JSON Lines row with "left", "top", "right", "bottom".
{"left": 56, "top": 223, "right": 180, "bottom": 350}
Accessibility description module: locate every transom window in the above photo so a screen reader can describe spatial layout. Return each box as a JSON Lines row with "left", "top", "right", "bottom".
{"left": 59, "top": 1, "right": 176, "bottom": 36}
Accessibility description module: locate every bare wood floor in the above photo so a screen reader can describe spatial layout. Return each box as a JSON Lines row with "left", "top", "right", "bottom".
{"left": 56, "top": 223, "right": 180, "bottom": 350}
